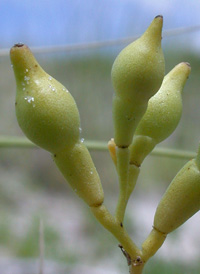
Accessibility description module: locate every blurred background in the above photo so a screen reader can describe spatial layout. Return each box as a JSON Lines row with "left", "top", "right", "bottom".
{"left": 0, "top": 0, "right": 200, "bottom": 273}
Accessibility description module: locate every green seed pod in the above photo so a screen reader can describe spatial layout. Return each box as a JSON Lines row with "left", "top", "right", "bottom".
{"left": 10, "top": 44, "right": 104, "bottom": 206}
{"left": 130, "top": 62, "right": 191, "bottom": 166}
{"left": 153, "top": 150, "right": 200, "bottom": 234}
{"left": 112, "top": 15, "right": 165, "bottom": 147}
{"left": 53, "top": 142, "right": 104, "bottom": 207}
{"left": 10, "top": 43, "right": 80, "bottom": 153}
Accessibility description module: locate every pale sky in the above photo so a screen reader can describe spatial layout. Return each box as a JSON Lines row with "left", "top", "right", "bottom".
{"left": 0, "top": 0, "right": 200, "bottom": 51}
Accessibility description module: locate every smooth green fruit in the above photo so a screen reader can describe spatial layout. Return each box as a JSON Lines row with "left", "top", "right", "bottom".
{"left": 53, "top": 142, "right": 104, "bottom": 207}
{"left": 130, "top": 62, "right": 191, "bottom": 166}
{"left": 10, "top": 43, "right": 80, "bottom": 153}
{"left": 112, "top": 15, "right": 165, "bottom": 147}
{"left": 10, "top": 44, "right": 104, "bottom": 207}
{"left": 154, "top": 153, "right": 200, "bottom": 234}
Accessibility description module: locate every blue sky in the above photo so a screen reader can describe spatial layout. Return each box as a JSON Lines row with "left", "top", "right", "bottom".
{"left": 1, "top": 0, "right": 200, "bottom": 51}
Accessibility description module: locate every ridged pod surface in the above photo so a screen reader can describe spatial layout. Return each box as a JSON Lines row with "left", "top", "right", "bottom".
{"left": 112, "top": 15, "right": 165, "bottom": 147}
{"left": 10, "top": 44, "right": 104, "bottom": 207}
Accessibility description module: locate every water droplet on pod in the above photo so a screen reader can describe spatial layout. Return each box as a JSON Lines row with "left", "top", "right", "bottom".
{"left": 62, "top": 87, "right": 69, "bottom": 93}
{"left": 24, "top": 96, "right": 35, "bottom": 104}
{"left": 24, "top": 76, "right": 30, "bottom": 81}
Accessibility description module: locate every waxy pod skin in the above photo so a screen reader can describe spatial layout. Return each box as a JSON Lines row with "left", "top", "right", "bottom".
{"left": 112, "top": 15, "right": 165, "bottom": 148}
{"left": 154, "top": 157, "right": 200, "bottom": 234}
{"left": 10, "top": 44, "right": 104, "bottom": 207}
{"left": 130, "top": 62, "right": 191, "bottom": 166}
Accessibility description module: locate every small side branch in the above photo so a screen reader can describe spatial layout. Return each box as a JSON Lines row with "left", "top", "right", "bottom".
{"left": 90, "top": 204, "right": 142, "bottom": 259}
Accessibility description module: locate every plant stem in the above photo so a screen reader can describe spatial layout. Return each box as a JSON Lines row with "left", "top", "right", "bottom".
{"left": 115, "top": 147, "right": 130, "bottom": 223}
{"left": 142, "top": 228, "right": 167, "bottom": 262}
{"left": 126, "top": 164, "right": 140, "bottom": 205}
{"left": 0, "top": 135, "right": 196, "bottom": 160}
{"left": 129, "top": 263, "right": 144, "bottom": 274}
{"left": 91, "top": 204, "right": 142, "bottom": 259}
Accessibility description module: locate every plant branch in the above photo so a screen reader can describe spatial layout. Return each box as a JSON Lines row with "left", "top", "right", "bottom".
{"left": 115, "top": 147, "right": 130, "bottom": 223}
{"left": 0, "top": 135, "right": 196, "bottom": 159}
{"left": 90, "top": 204, "right": 142, "bottom": 260}
{"left": 129, "top": 263, "right": 144, "bottom": 274}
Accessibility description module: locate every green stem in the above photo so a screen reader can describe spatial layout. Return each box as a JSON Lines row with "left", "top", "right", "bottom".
{"left": 115, "top": 147, "right": 130, "bottom": 223}
{"left": 129, "top": 263, "right": 144, "bottom": 274}
{"left": 142, "top": 228, "right": 167, "bottom": 262}
{"left": 126, "top": 164, "right": 140, "bottom": 203}
{"left": 91, "top": 204, "right": 142, "bottom": 259}
{"left": 152, "top": 147, "right": 195, "bottom": 160}
{"left": 115, "top": 194, "right": 128, "bottom": 224}
{"left": 0, "top": 135, "right": 196, "bottom": 160}
{"left": 0, "top": 136, "right": 107, "bottom": 151}
{"left": 115, "top": 163, "right": 140, "bottom": 224}
{"left": 0, "top": 136, "right": 36, "bottom": 148}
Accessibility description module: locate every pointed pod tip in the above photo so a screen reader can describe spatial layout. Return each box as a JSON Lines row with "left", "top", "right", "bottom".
{"left": 10, "top": 43, "right": 38, "bottom": 76}
{"left": 145, "top": 15, "right": 163, "bottom": 40}
{"left": 10, "top": 44, "right": 31, "bottom": 57}
{"left": 178, "top": 62, "right": 191, "bottom": 68}
{"left": 155, "top": 15, "right": 163, "bottom": 19}
{"left": 175, "top": 62, "right": 191, "bottom": 75}
{"left": 10, "top": 43, "right": 28, "bottom": 56}
{"left": 154, "top": 15, "right": 163, "bottom": 24}
{"left": 11, "top": 43, "right": 29, "bottom": 50}
{"left": 13, "top": 43, "right": 25, "bottom": 48}
{"left": 154, "top": 15, "right": 163, "bottom": 27}
{"left": 184, "top": 62, "right": 191, "bottom": 68}
{"left": 195, "top": 142, "right": 200, "bottom": 170}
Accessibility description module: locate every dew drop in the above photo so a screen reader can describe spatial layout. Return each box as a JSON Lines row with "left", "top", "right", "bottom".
{"left": 24, "top": 76, "right": 30, "bottom": 81}
{"left": 79, "top": 127, "right": 82, "bottom": 134}
{"left": 34, "top": 80, "right": 40, "bottom": 85}
{"left": 81, "top": 138, "right": 84, "bottom": 143}
{"left": 62, "top": 87, "right": 69, "bottom": 93}
{"left": 25, "top": 69, "right": 29, "bottom": 73}
{"left": 48, "top": 76, "right": 52, "bottom": 81}
{"left": 90, "top": 170, "right": 93, "bottom": 175}
{"left": 23, "top": 87, "right": 26, "bottom": 91}
{"left": 24, "top": 96, "right": 35, "bottom": 104}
